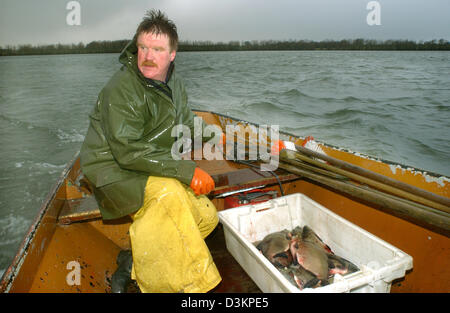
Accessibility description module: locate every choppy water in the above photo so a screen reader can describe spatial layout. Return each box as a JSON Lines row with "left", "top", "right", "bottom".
{"left": 0, "top": 51, "right": 449, "bottom": 277}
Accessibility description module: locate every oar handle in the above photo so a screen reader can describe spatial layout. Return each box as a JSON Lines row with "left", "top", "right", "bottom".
{"left": 294, "top": 144, "right": 450, "bottom": 208}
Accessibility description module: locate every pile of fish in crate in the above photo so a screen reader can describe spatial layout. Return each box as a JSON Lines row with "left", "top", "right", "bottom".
{"left": 254, "top": 225, "right": 359, "bottom": 290}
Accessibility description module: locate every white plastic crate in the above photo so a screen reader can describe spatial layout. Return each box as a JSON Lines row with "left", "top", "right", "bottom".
{"left": 218, "top": 193, "right": 413, "bottom": 293}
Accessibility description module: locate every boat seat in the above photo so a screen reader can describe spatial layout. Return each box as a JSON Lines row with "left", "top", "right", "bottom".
{"left": 57, "top": 159, "right": 299, "bottom": 225}
{"left": 58, "top": 195, "right": 101, "bottom": 225}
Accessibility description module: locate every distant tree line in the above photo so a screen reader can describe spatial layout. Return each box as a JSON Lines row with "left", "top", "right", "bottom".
{"left": 1, "top": 38, "right": 449, "bottom": 56}
{"left": 179, "top": 39, "right": 450, "bottom": 51}
{"left": 0, "top": 40, "right": 130, "bottom": 56}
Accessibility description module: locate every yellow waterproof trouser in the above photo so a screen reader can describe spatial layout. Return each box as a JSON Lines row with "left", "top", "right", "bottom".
{"left": 129, "top": 176, "right": 222, "bottom": 293}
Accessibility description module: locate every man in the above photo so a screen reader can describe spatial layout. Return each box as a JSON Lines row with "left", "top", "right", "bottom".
{"left": 80, "top": 10, "right": 221, "bottom": 293}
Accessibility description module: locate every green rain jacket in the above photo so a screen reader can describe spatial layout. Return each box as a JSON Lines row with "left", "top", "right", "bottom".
{"left": 80, "top": 36, "right": 211, "bottom": 220}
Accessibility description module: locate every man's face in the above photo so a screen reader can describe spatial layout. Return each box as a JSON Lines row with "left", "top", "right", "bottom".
{"left": 137, "top": 32, "right": 176, "bottom": 81}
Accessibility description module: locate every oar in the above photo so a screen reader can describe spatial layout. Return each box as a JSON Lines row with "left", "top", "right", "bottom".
{"left": 281, "top": 149, "right": 450, "bottom": 215}
{"left": 227, "top": 138, "right": 450, "bottom": 215}
{"left": 278, "top": 159, "right": 450, "bottom": 236}
{"left": 280, "top": 150, "right": 449, "bottom": 217}
{"left": 294, "top": 144, "right": 450, "bottom": 209}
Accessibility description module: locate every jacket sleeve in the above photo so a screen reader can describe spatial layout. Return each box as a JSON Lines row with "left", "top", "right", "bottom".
{"left": 99, "top": 89, "right": 196, "bottom": 186}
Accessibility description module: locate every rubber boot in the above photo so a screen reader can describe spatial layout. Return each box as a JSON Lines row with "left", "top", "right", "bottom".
{"left": 110, "top": 250, "right": 133, "bottom": 293}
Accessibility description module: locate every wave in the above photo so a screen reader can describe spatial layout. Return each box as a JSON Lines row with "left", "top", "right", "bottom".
{"left": 243, "top": 101, "right": 282, "bottom": 112}
{"left": 242, "top": 101, "right": 313, "bottom": 120}
{"left": 33, "top": 162, "right": 66, "bottom": 169}
{"left": 266, "top": 88, "right": 380, "bottom": 105}
{"left": 281, "top": 88, "right": 314, "bottom": 99}
{"left": 0, "top": 213, "right": 32, "bottom": 278}
{"left": 265, "top": 88, "right": 329, "bottom": 102}
{"left": 0, "top": 112, "right": 45, "bottom": 131}
{"left": 383, "top": 66, "right": 406, "bottom": 70}
{"left": 323, "top": 107, "right": 394, "bottom": 121}
{"left": 388, "top": 96, "right": 415, "bottom": 102}
{"left": 323, "top": 108, "right": 367, "bottom": 120}
{"left": 299, "top": 76, "right": 335, "bottom": 84}
{"left": 190, "top": 66, "right": 215, "bottom": 72}
{"left": 337, "top": 96, "right": 365, "bottom": 103}
{"left": 0, "top": 112, "right": 21, "bottom": 126}
{"left": 28, "top": 162, "right": 66, "bottom": 176}
{"left": 0, "top": 214, "right": 30, "bottom": 246}
{"left": 323, "top": 117, "right": 366, "bottom": 129}
{"left": 8, "top": 160, "right": 66, "bottom": 176}
{"left": 435, "top": 104, "right": 450, "bottom": 112}
{"left": 0, "top": 113, "right": 85, "bottom": 144}
{"left": 56, "top": 129, "right": 85, "bottom": 143}
{"left": 405, "top": 137, "right": 447, "bottom": 158}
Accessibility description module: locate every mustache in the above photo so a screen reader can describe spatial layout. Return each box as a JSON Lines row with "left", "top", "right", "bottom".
{"left": 141, "top": 60, "right": 157, "bottom": 67}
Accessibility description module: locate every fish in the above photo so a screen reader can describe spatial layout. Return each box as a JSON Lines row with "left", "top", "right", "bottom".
{"left": 290, "top": 226, "right": 303, "bottom": 237}
{"left": 257, "top": 226, "right": 359, "bottom": 290}
{"left": 278, "top": 266, "right": 299, "bottom": 287}
{"left": 256, "top": 229, "right": 293, "bottom": 268}
{"left": 290, "top": 265, "right": 325, "bottom": 290}
{"left": 290, "top": 237, "right": 329, "bottom": 280}
{"left": 280, "top": 265, "right": 326, "bottom": 290}
{"left": 327, "top": 253, "right": 359, "bottom": 276}
{"left": 301, "top": 225, "right": 333, "bottom": 254}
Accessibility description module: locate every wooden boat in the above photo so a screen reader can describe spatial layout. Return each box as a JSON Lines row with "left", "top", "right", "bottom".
{"left": 1, "top": 110, "right": 449, "bottom": 293}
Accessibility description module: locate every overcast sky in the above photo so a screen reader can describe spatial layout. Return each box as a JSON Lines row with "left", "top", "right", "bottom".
{"left": 1, "top": 0, "right": 449, "bottom": 46}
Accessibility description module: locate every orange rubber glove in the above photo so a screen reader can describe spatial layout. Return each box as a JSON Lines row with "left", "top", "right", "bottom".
{"left": 190, "top": 167, "right": 215, "bottom": 195}
{"left": 270, "top": 139, "right": 286, "bottom": 155}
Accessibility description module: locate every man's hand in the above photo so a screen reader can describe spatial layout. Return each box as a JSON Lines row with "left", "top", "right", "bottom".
{"left": 190, "top": 167, "right": 215, "bottom": 196}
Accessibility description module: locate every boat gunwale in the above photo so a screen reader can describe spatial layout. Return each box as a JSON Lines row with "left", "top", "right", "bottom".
{"left": 0, "top": 152, "right": 80, "bottom": 292}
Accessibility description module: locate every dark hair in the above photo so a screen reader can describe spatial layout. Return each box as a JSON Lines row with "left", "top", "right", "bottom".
{"left": 136, "top": 9, "right": 178, "bottom": 51}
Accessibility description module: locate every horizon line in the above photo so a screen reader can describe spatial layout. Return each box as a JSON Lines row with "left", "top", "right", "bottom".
{"left": 1, "top": 37, "right": 449, "bottom": 48}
